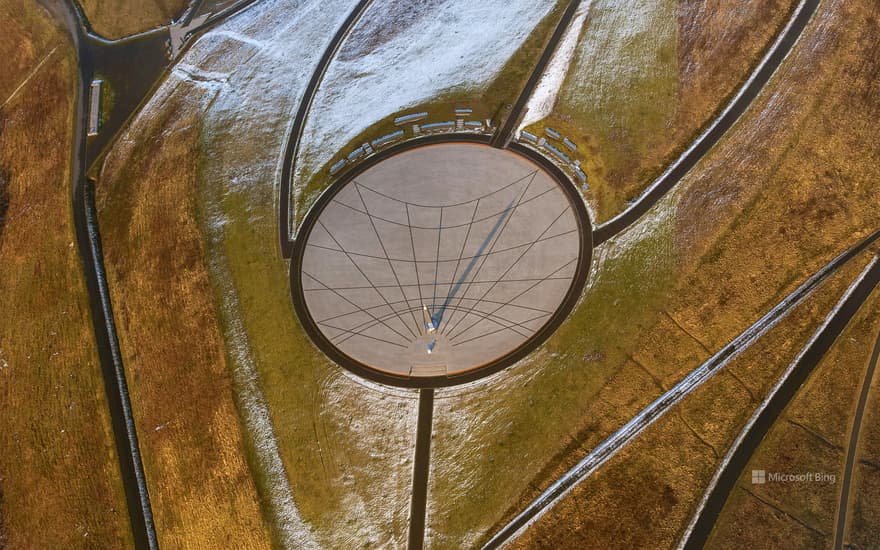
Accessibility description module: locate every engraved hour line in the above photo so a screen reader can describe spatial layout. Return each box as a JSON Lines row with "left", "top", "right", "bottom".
{"left": 445, "top": 206, "right": 571, "bottom": 341}
{"left": 439, "top": 171, "right": 539, "bottom": 336}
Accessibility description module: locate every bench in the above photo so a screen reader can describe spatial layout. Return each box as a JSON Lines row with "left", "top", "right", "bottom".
{"left": 370, "top": 130, "right": 404, "bottom": 149}
{"left": 394, "top": 111, "right": 428, "bottom": 125}
{"left": 542, "top": 142, "right": 571, "bottom": 165}
{"left": 421, "top": 121, "right": 455, "bottom": 131}
{"left": 329, "top": 159, "right": 347, "bottom": 175}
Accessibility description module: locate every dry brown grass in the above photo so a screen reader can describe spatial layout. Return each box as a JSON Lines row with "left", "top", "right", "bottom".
{"left": 527, "top": 0, "right": 797, "bottom": 222}
{"left": 708, "top": 486, "right": 826, "bottom": 550}
{"left": 705, "top": 289, "right": 880, "bottom": 548}
{"left": 508, "top": 253, "right": 872, "bottom": 549}
{"left": 0, "top": 3, "right": 60, "bottom": 104}
{"left": 464, "top": 0, "right": 880, "bottom": 545}
{"left": 97, "top": 80, "right": 272, "bottom": 547}
{"left": 77, "top": 0, "right": 880, "bottom": 546}
{"left": 670, "top": 0, "right": 880, "bottom": 347}
{"left": 0, "top": 1, "right": 131, "bottom": 546}
{"left": 850, "top": 370, "right": 880, "bottom": 547}
{"left": 79, "top": 0, "right": 188, "bottom": 39}
{"left": 849, "top": 463, "right": 880, "bottom": 548}
{"left": 837, "top": 303, "right": 880, "bottom": 547}
{"left": 672, "top": 0, "right": 796, "bottom": 153}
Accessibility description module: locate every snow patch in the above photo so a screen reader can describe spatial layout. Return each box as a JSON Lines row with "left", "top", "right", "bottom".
{"left": 317, "top": 372, "right": 419, "bottom": 548}
{"left": 210, "top": 29, "right": 268, "bottom": 50}
{"left": 519, "top": 0, "right": 594, "bottom": 130}
{"left": 202, "top": 202, "right": 320, "bottom": 550}
{"left": 296, "top": 0, "right": 557, "bottom": 183}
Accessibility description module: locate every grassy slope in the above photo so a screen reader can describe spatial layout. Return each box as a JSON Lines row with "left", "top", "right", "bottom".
{"left": 511, "top": 252, "right": 874, "bottom": 549}
{"left": 0, "top": 3, "right": 57, "bottom": 101}
{"left": 0, "top": 1, "right": 131, "bottom": 546}
{"left": 200, "top": 109, "right": 420, "bottom": 546}
{"left": 429, "top": 217, "right": 678, "bottom": 548}
{"left": 706, "top": 285, "right": 880, "bottom": 548}
{"left": 85, "top": 0, "right": 880, "bottom": 547}
{"left": 96, "top": 80, "right": 273, "bottom": 548}
{"left": 189, "top": 4, "right": 576, "bottom": 546}
{"left": 294, "top": 0, "right": 568, "bottom": 229}
{"left": 670, "top": 0, "right": 880, "bottom": 349}
{"left": 430, "top": 0, "right": 880, "bottom": 545}
{"left": 78, "top": 0, "right": 188, "bottom": 39}
{"left": 525, "top": 0, "right": 796, "bottom": 223}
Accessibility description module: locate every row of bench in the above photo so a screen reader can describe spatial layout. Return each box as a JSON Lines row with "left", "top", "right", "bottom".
{"left": 519, "top": 127, "right": 588, "bottom": 189}
{"left": 329, "top": 108, "right": 492, "bottom": 176}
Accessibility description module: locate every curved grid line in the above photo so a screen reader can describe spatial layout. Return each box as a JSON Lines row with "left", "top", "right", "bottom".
{"left": 436, "top": 171, "right": 539, "bottom": 334}
{"left": 447, "top": 257, "right": 578, "bottom": 344}
{"left": 302, "top": 275, "right": 574, "bottom": 292}
{"left": 352, "top": 182, "right": 423, "bottom": 333}
{"left": 355, "top": 168, "right": 538, "bottom": 209}
{"left": 316, "top": 321, "right": 410, "bottom": 349}
{"left": 304, "top": 158, "right": 583, "bottom": 364}
{"left": 309, "top": 268, "right": 571, "bottom": 343}
{"left": 310, "top": 224, "right": 416, "bottom": 341}
{"left": 442, "top": 206, "right": 571, "bottom": 339}
{"left": 302, "top": 271, "right": 412, "bottom": 347}
{"left": 316, "top": 295, "right": 557, "bottom": 326}
{"left": 330, "top": 301, "right": 549, "bottom": 346}
{"left": 321, "top": 294, "right": 556, "bottom": 337}
{"left": 330, "top": 184, "right": 557, "bottom": 230}
{"left": 306, "top": 228, "right": 576, "bottom": 264}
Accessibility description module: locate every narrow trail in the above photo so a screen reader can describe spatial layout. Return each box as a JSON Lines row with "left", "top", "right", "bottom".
{"left": 278, "top": 0, "right": 374, "bottom": 258}
{"left": 832, "top": 320, "right": 880, "bottom": 549}
{"left": 0, "top": 45, "right": 58, "bottom": 109}
{"left": 408, "top": 389, "right": 436, "bottom": 550}
{"left": 592, "top": 0, "right": 820, "bottom": 246}
{"left": 489, "top": 0, "right": 582, "bottom": 149}
{"left": 38, "top": 1, "right": 158, "bottom": 545}
{"left": 39, "top": 0, "right": 266, "bottom": 546}
{"left": 682, "top": 257, "right": 880, "bottom": 549}
{"left": 482, "top": 228, "right": 880, "bottom": 549}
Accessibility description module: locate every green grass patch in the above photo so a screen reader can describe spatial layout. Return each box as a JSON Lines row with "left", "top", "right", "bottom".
{"left": 524, "top": 0, "right": 679, "bottom": 223}
{"left": 94, "top": 73, "right": 116, "bottom": 132}
{"left": 429, "top": 213, "right": 678, "bottom": 546}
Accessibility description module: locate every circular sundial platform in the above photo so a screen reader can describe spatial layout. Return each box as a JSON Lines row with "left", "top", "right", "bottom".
{"left": 291, "top": 137, "right": 592, "bottom": 388}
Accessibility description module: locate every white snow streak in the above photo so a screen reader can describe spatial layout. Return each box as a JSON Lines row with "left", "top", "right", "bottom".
{"left": 296, "top": 0, "right": 556, "bottom": 182}
{"left": 206, "top": 29, "right": 268, "bottom": 50}
{"left": 519, "top": 1, "right": 593, "bottom": 130}
{"left": 1, "top": 46, "right": 59, "bottom": 109}
{"left": 119, "top": 0, "right": 362, "bottom": 545}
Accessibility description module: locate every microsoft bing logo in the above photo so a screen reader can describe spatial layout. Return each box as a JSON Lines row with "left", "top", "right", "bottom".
{"left": 751, "top": 470, "right": 766, "bottom": 484}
